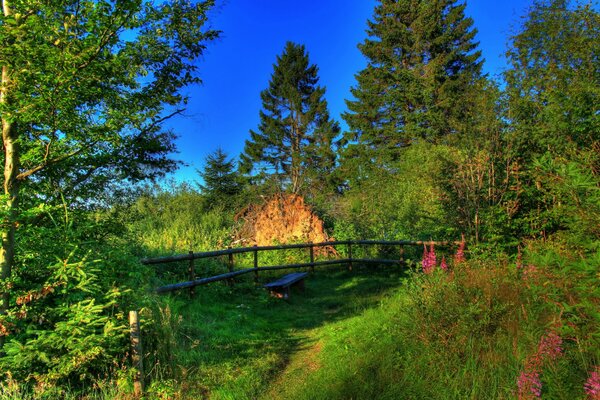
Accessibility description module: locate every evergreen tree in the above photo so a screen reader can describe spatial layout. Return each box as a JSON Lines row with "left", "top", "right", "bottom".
{"left": 342, "top": 0, "right": 483, "bottom": 173}
{"left": 240, "top": 42, "right": 340, "bottom": 195}
{"left": 197, "top": 148, "right": 242, "bottom": 209}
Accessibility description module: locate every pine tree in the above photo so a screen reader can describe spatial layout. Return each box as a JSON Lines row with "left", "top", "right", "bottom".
{"left": 197, "top": 148, "right": 242, "bottom": 209}
{"left": 342, "top": 0, "right": 483, "bottom": 172}
{"left": 240, "top": 42, "right": 340, "bottom": 195}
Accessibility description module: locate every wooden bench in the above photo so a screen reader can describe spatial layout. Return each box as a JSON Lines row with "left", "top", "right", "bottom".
{"left": 263, "top": 272, "right": 308, "bottom": 299}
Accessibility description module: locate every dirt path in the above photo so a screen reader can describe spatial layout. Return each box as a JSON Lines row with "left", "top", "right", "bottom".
{"left": 262, "top": 329, "right": 324, "bottom": 400}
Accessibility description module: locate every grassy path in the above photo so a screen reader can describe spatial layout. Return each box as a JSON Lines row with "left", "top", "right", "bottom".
{"left": 158, "top": 266, "right": 409, "bottom": 399}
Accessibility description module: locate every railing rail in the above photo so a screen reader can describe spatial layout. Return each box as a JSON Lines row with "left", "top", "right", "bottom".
{"left": 141, "top": 240, "right": 460, "bottom": 265}
{"left": 143, "top": 239, "right": 461, "bottom": 294}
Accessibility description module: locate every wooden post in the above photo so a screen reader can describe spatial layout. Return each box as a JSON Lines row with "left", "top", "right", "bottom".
{"left": 348, "top": 242, "right": 353, "bottom": 271}
{"left": 399, "top": 245, "right": 404, "bottom": 265}
{"left": 228, "top": 247, "right": 234, "bottom": 285}
{"left": 253, "top": 245, "right": 259, "bottom": 282}
{"left": 188, "top": 251, "right": 195, "bottom": 298}
{"left": 309, "top": 243, "right": 315, "bottom": 273}
{"left": 129, "top": 310, "right": 144, "bottom": 398}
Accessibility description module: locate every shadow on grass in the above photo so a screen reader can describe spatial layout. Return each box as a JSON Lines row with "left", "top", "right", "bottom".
{"left": 159, "top": 264, "right": 411, "bottom": 396}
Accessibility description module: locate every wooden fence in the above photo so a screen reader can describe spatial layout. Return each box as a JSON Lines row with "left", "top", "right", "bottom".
{"left": 141, "top": 239, "right": 461, "bottom": 294}
{"left": 131, "top": 238, "right": 462, "bottom": 396}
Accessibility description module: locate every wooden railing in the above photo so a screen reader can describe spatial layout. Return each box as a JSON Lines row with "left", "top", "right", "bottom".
{"left": 141, "top": 240, "right": 461, "bottom": 294}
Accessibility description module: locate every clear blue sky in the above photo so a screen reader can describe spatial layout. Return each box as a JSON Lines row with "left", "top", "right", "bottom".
{"left": 164, "top": 0, "right": 532, "bottom": 184}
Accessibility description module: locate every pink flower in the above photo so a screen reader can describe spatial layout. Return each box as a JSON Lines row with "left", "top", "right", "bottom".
{"left": 537, "top": 332, "right": 562, "bottom": 361}
{"left": 454, "top": 234, "right": 466, "bottom": 264}
{"left": 421, "top": 244, "right": 435, "bottom": 274}
{"left": 516, "top": 246, "right": 523, "bottom": 270}
{"left": 585, "top": 367, "right": 600, "bottom": 399}
{"left": 517, "top": 370, "right": 542, "bottom": 399}
{"left": 429, "top": 243, "right": 436, "bottom": 268}
{"left": 440, "top": 256, "right": 448, "bottom": 271}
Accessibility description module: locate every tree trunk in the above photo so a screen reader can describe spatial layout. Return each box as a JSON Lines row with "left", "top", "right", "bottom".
{"left": 0, "top": 0, "right": 19, "bottom": 350}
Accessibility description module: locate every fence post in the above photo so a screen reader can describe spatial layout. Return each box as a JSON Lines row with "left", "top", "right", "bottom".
{"left": 348, "top": 242, "right": 353, "bottom": 271}
{"left": 309, "top": 243, "right": 315, "bottom": 273}
{"left": 399, "top": 245, "right": 405, "bottom": 265}
{"left": 129, "top": 310, "right": 144, "bottom": 398}
{"left": 228, "top": 247, "right": 234, "bottom": 285}
{"left": 253, "top": 245, "right": 259, "bottom": 282}
{"left": 188, "top": 250, "right": 195, "bottom": 298}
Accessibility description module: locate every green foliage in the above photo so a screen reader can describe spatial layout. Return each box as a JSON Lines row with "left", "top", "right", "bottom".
{"left": 529, "top": 153, "right": 600, "bottom": 250}
{"left": 334, "top": 142, "right": 459, "bottom": 241}
{"left": 496, "top": 0, "right": 600, "bottom": 243}
{"left": 197, "top": 148, "right": 244, "bottom": 211}
{"left": 505, "top": 0, "right": 600, "bottom": 161}
{"left": 128, "top": 182, "right": 234, "bottom": 254}
{"left": 240, "top": 41, "right": 340, "bottom": 196}
{"left": 342, "top": 0, "right": 483, "bottom": 179}
{"left": 0, "top": 207, "right": 150, "bottom": 397}
{"left": 0, "top": 0, "right": 219, "bottom": 198}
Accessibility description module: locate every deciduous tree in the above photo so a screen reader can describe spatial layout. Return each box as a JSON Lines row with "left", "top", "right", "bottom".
{"left": 0, "top": 0, "right": 218, "bottom": 343}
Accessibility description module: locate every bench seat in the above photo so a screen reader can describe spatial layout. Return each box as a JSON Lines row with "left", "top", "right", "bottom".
{"left": 264, "top": 272, "right": 308, "bottom": 299}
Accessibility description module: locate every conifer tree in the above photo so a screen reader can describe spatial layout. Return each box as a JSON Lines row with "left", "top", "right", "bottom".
{"left": 342, "top": 0, "right": 483, "bottom": 170}
{"left": 240, "top": 42, "right": 340, "bottom": 195}
{"left": 197, "top": 148, "right": 242, "bottom": 209}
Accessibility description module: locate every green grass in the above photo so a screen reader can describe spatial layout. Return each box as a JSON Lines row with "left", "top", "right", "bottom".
{"left": 140, "top": 255, "right": 597, "bottom": 400}
{"left": 144, "top": 265, "right": 410, "bottom": 399}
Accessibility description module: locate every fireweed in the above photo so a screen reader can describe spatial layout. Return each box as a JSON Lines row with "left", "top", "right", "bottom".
{"left": 440, "top": 256, "right": 448, "bottom": 271}
{"left": 517, "top": 331, "right": 564, "bottom": 399}
{"left": 454, "top": 234, "right": 466, "bottom": 264}
{"left": 422, "top": 244, "right": 435, "bottom": 274}
{"left": 585, "top": 367, "right": 600, "bottom": 399}
{"left": 517, "top": 370, "right": 542, "bottom": 399}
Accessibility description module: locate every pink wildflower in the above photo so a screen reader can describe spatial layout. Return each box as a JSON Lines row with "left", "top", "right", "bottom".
{"left": 522, "top": 265, "right": 539, "bottom": 283}
{"left": 537, "top": 332, "right": 562, "bottom": 361}
{"left": 516, "top": 246, "right": 523, "bottom": 270}
{"left": 585, "top": 367, "right": 600, "bottom": 399}
{"left": 440, "top": 256, "right": 448, "bottom": 271}
{"left": 429, "top": 243, "right": 437, "bottom": 268}
{"left": 517, "top": 370, "right": 542, "bottom": 399}
{"left": 454, "top": 234, "right": 466, "bottom": 264}
{"left": 421, "top": 244, "right": 434, "bottom": 274}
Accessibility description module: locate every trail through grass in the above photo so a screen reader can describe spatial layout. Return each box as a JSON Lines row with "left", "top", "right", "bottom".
{"left": 150, "top": 266, "right": 409, "bottom": 399}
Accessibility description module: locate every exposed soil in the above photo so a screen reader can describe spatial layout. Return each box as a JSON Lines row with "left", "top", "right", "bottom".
{"left": 234, "top": 193, "right": 333, "bottom": 247}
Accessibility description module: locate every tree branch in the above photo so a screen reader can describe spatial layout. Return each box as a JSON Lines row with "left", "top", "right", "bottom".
{"left": 16, "top": 147, "right": 87, "bottom": 181}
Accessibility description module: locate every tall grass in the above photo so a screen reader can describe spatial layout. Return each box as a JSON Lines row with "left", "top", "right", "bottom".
{"left": 269, "top": 252, "right": 598, "bottom": 400}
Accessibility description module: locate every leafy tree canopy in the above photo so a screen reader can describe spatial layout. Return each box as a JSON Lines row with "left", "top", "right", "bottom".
{"left": 0, "top": 0, "right": 218, "bottom": 343}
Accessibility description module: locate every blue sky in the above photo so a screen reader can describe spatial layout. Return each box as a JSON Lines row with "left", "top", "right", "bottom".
{"left": 164, "top": 0, "right": 533, "bottom": 183}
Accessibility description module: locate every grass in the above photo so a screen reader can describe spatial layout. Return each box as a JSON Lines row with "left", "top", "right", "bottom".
{"left": 143, "top": 264, "right": 410, "bottom": 399}
{"left": 141, "top": 253, "right": 598, "bottom": 400}
{"left": 4, "top": 250, "right": 594, "bottom": 399}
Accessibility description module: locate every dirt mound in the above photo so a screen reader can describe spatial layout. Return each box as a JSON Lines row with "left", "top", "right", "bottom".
{"left": 234, "top": 193, "right": 332, "bottom": 247}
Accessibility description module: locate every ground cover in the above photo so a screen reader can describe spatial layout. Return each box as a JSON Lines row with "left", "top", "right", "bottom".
{"left": 145, "top": 265, "right": 409, "bottom": 399}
